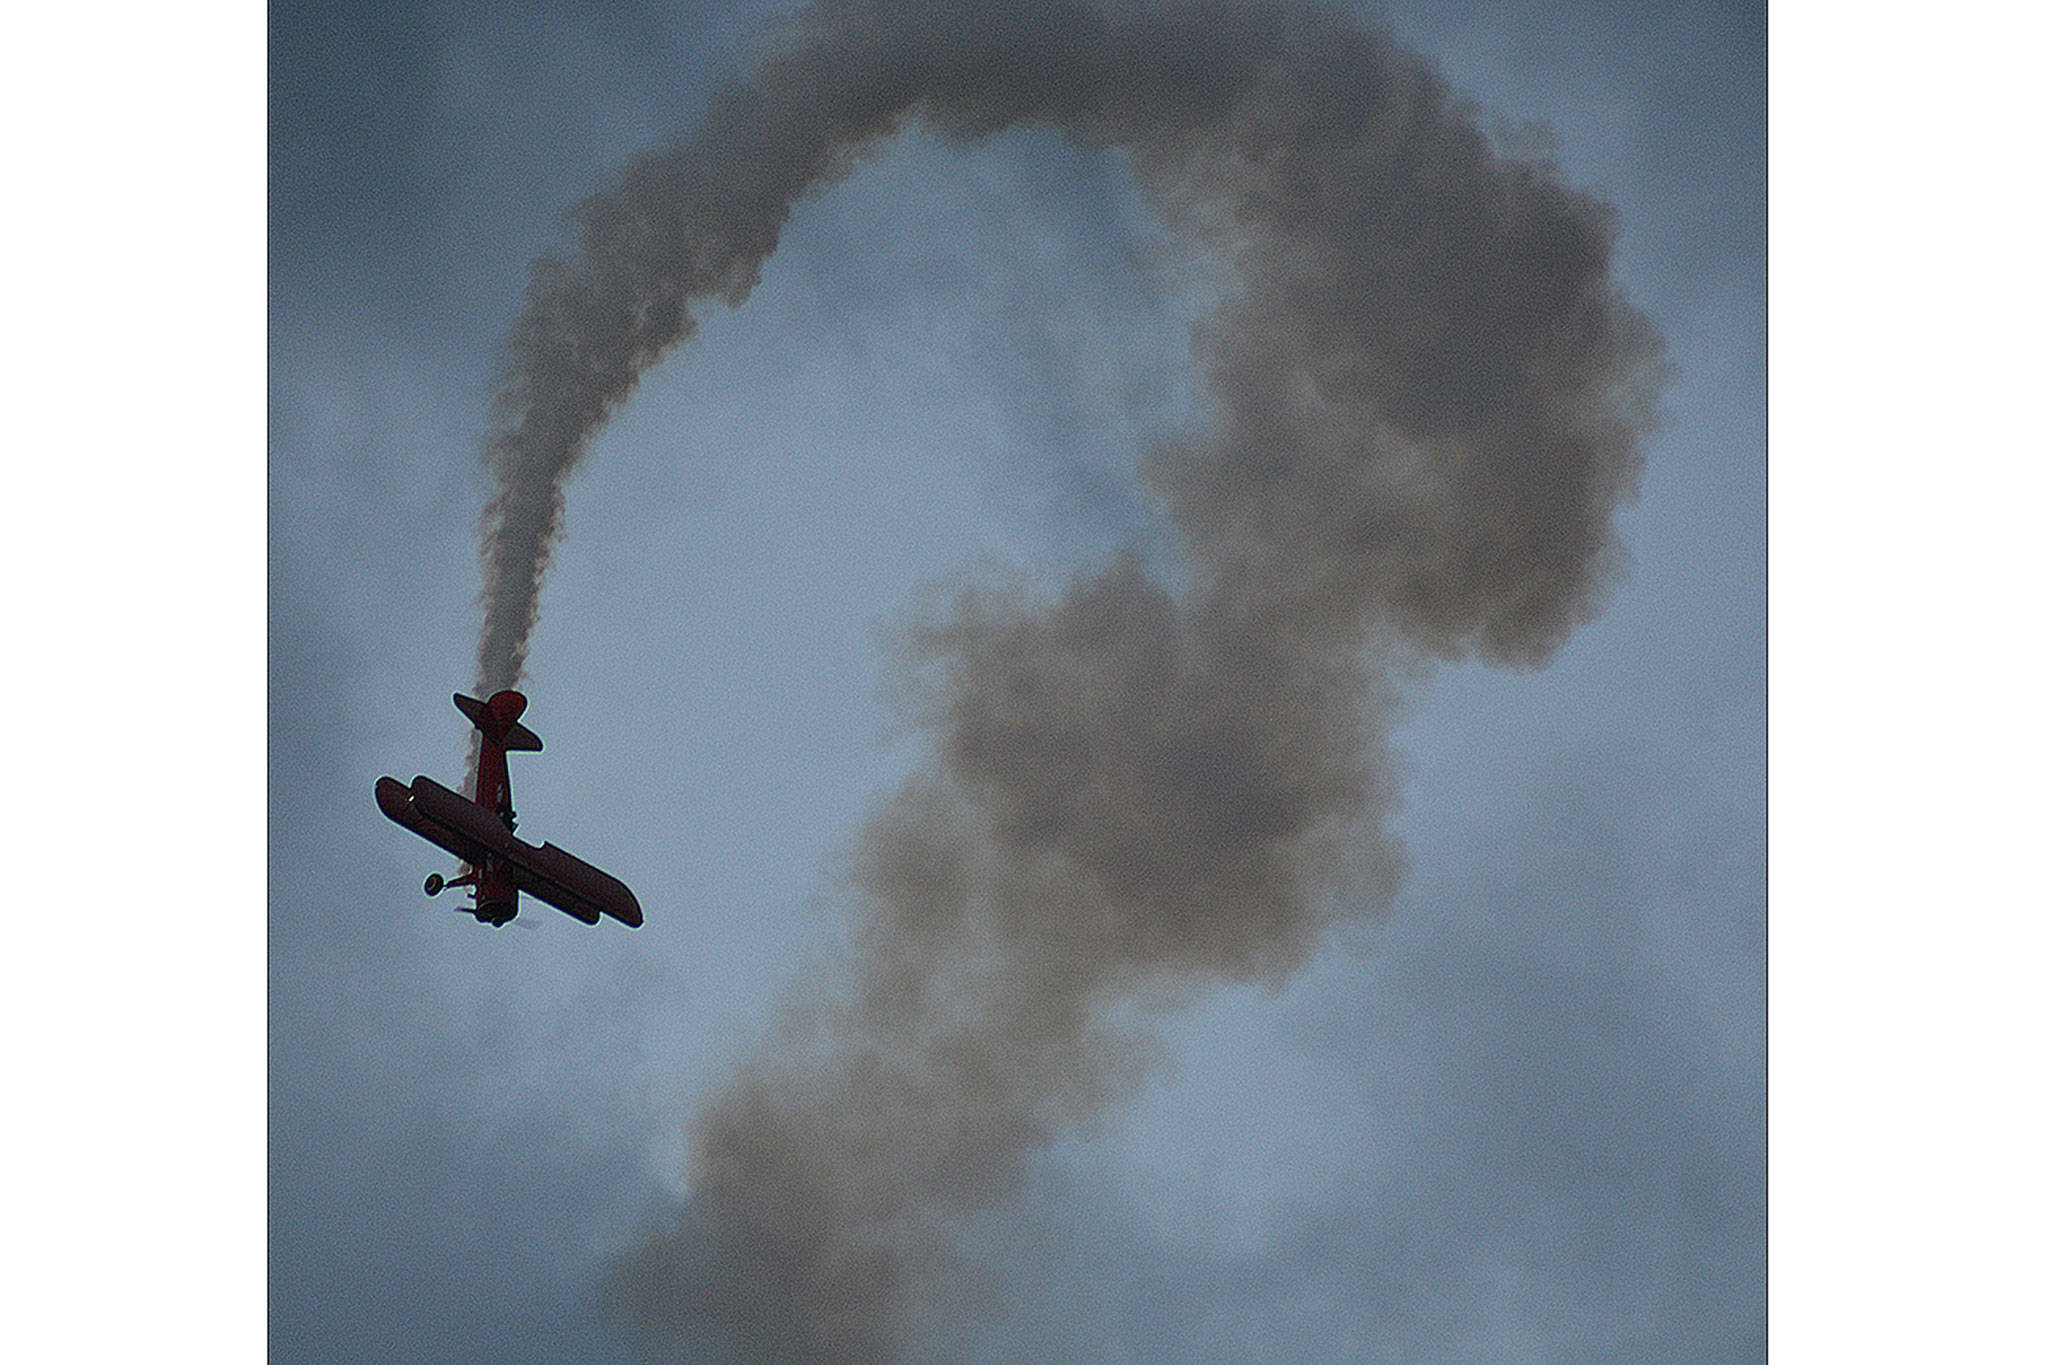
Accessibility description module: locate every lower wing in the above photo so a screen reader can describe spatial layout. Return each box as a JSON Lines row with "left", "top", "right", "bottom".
{"left": 377, "top": 775, "right": 643, "bottom": 928}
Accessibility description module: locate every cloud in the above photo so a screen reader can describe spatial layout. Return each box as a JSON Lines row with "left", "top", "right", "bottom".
{"left": 459, "top": 2, "right": 1665, "bottom": 1356}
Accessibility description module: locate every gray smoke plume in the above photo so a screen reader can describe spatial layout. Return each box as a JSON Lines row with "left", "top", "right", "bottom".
{"left": 473, "top": 0, "right": 1663, "bottom": 1357}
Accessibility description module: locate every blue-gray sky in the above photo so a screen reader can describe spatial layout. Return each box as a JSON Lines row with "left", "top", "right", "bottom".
{"left": 24, "top": 4, "right": 2048, "bottom": 1359}
{"left": 269, "top": 2, "right": 1761, "bottom": 1358}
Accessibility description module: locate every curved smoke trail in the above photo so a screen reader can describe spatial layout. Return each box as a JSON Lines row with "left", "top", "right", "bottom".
{"left": 473, "top": 0, "right": 1664, "bottom": 1357}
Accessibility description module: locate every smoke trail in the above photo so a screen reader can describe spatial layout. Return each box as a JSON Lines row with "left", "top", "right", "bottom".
{"left": 472, "top": 0, "right": 1663, "bottom": 1355}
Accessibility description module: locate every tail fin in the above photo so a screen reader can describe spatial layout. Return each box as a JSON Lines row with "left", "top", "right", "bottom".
{"left": 453, "top": 691, "right": 543, "bottom": 751}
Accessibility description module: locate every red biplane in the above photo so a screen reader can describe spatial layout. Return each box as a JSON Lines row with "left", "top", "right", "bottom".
{"left": 375, "top": 690, "right": 643, "bottom": 929}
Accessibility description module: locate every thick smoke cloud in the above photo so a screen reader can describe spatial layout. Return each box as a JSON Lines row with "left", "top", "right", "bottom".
{"left": 473, "top": 0, "right": 1663, "bottom": 1356}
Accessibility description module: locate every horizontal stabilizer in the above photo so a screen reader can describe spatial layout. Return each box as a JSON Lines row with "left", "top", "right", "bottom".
{"left": 453, "top": 692, "right": 543, "bottom": 751}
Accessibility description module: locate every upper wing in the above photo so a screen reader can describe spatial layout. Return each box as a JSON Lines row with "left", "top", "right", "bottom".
{"left": 508, "top": 863, "right": 602, "bottom": 926}
{"left": 508, "top": 841, "right": 644, "bottom": 928}
{"left": 376, "top": 776, "right": 496, "bottom": 867}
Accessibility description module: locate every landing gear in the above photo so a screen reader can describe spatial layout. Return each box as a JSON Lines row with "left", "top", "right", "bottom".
{"left": 424, "top": 873, "right": 445, "bottom": 897}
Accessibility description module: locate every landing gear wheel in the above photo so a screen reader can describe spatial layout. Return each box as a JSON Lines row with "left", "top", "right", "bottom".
{"left": 424, "top": 873, "right": 445, "bottom": 897}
